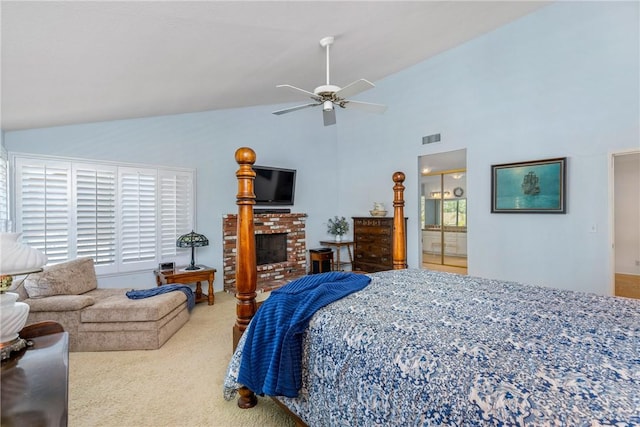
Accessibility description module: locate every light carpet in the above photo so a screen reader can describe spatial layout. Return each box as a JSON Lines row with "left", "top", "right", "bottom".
{"left": 69, "top": 291, "right": 295, "bottom": 427}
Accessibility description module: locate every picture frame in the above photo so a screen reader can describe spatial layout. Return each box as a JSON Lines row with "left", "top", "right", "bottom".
{"left": 159, "top": 261, "right": 175, "bottom": 271}
{"left": 491, "top": 157, "right": 567, "bottom": 213}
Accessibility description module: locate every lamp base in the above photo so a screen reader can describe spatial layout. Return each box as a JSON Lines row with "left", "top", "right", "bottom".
{"left": 184, "top": 265, "right": 202, "bottom": 271}
{"left": 0, "top": 337, "right": 29, "bottom": 361}
{"left": 1, "top": 293, "right": 30, "bottom": 342}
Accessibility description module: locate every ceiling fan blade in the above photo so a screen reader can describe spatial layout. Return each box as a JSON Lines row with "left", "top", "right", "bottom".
{"left": 276, "top": 84, "right": 317, "bottom": 98}
{"left": 272, "top": 103, "right": 319, "bottom": 115}
{"left": 335, "top": 79, "right": 375, "bottom": 99}
{"left": 323, "top": 108, "right": 336, "bottom": 126}
{"left": 343, "top": 100, "right": 387, "bottom": 114}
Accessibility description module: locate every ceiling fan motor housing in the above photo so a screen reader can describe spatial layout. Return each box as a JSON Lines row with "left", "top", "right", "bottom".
{"left": 314, "top": 84, "right": 341, "bottom": 99}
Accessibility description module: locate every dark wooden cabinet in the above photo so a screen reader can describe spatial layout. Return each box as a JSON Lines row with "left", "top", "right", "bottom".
{"left": 1, "top": 323, "right": 69, "bottom": 427}
{"left": 353, "top": 217, "right": 406, "bottom": 272}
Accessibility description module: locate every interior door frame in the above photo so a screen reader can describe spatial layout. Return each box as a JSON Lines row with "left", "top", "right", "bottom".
{"left": 418, "top": 149, "right": 468, "bottom": 271}
{"left": 609, "top": 148, "right": 640, "bottom": 295}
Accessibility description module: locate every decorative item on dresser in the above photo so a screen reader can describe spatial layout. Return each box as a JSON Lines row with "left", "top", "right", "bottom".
{"left": 352, "top": 216, "right": 407, "bottom": 272}
{"left": 369, "top": 202, "right": 387, "bottom": 217}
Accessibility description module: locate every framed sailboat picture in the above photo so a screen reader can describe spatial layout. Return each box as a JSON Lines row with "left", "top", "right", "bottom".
{"left": 491, "top": 157, "right": 567, "bottom": 213}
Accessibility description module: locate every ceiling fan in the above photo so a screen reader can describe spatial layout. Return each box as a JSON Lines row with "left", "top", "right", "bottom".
{"left": 272, "top": 36, "right": 387, "bottom": 126}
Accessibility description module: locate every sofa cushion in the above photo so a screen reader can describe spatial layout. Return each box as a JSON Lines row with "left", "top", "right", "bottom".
{"left": 25, "top": 294, "right": 96, "bottom": 312}
{"left": 24, "top": 257, "right": 98, "bottom": 298}
{"left": 81, "top": 290, "right": 186, "bottom": 323}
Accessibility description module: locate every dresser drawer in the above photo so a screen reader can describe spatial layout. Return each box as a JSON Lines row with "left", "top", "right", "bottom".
{"left": 354, "top": 226, "right": 391, "bottom": 236}
{"left": 354, "top": 250, "right": 391, "bottom": 264}
{"left": 353, "top": 218, "right": 393, "bottom": 228}
{"left": 355, "top": 234, "right": 392, "bottom": 246}
{"left": 355, "top": 243, "right": 390, "bottom": 257}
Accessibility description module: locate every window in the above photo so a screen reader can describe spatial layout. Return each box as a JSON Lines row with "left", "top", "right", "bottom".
{"left": 442, "top": 199, "right": 467, "bottom": 227}
{"left": 75, "top": 163, "right": 117, "bottom": 266}
{"left": 0, "top": 146, "right": 9, "bottom": 230}
{"left": 12, "top": 154, "right": 195, "bottom": 274}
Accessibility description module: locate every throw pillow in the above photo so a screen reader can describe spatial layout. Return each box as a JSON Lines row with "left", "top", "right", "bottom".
{"left": 24, "top": 257, "right": 98, "bottom": 298}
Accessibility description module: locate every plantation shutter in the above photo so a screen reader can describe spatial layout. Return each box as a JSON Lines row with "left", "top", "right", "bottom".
{"left": 12, "top": 154, "right": 195, "bottom": 273}
{"left": 74, "top": 164, "right": 117, "bottom": 268}
{"left": 119, "top": 167, "right": 157, "bottom": 269}
{"left": 0, "top": 147, "right": 9, "bottom": 230}
{"left": 15, "top": 158, "right": 71, "bottom": 263}
{"left": 159, "top": 170, "right": 194, "bottom": 262}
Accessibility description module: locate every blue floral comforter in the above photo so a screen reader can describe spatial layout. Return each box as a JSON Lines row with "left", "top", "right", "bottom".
{"left": 224, "top": 269, "right": 640, "bottom": 425}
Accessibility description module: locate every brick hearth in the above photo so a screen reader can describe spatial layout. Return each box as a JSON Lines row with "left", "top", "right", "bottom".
{"left": 222, "top": 212, "right": 307, "bottom": 293}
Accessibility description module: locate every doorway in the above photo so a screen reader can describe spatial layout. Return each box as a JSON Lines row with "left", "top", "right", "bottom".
{"left": 613, "top": 151, "right": 640, "bottom": 299}
{"left": 419, "top": 150, "right": 467, "bottom": 274}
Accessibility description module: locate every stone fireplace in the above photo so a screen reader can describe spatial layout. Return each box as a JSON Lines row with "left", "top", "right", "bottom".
{"left": 222, "top": 212, "right": 307, "bottom": 293}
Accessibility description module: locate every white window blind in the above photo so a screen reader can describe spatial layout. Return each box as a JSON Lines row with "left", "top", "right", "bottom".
{"left": 15, "top": 158, "right": 72, "bottom": 264}
{"left": 119, "top": 168, "right": 157, "bottom": 269}
{"left": 0, "top": 146, "right": 9, "bottom": 229}
{"left": 12, "top": 154, "right": 194, "bottom": 274}
{"left": 159, "top": 170, "right": 193, "bottom": 259}
{"left": 74, "top": 164, "right": 117, "bottom": 267}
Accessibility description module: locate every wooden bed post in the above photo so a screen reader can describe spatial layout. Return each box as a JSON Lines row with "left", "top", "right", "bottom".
{"left": 392, "top": 171, "right": 407, "bottom": 270}
{"left": 233, "top": 147, "right": 259, "bottom": 409}
{"left": 233, "top": 147, "right": 258, "bottom": 348}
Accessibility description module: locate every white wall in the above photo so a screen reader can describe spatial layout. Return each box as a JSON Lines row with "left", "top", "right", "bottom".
{"left": 4, "top": 2, "right": 639, "bottom": 295}
{"left": 336, "top": 1, "right": 639, "bottom": 295}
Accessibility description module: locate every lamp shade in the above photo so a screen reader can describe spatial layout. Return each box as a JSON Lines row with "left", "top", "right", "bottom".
{"left": 0, "top": 233, "right": 48, "bottom": 277}
{"left": 176, "top": 231, "right": 208, "bottom": 270}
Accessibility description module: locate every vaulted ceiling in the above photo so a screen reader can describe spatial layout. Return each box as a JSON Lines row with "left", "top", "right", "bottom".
{"left": 1, "top": 1, "right": 549, "bottom": 131}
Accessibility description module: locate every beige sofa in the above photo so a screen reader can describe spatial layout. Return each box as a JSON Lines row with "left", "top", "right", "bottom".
{"left": 14, "top": 258, "right": 189, "bottom": 352}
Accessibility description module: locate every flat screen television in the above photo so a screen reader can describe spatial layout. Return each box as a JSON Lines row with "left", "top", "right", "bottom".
{"left": 253, "top": 165, "right": 296, "bottom": 205}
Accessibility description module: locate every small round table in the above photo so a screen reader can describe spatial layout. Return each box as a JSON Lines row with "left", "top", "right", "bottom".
{"left": 319, "top": 240, "right": 354, "bottom": 271}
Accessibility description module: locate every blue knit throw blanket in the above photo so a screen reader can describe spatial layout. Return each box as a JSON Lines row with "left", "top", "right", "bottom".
{"left": 126, "top": 285, "right": 196, "bottom": 312}
{"left": 238, "top": 271, "right": 371, "bottom": 397}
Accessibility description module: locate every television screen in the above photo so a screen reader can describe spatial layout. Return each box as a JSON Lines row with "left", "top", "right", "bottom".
{"left": 253, "top": 166, "right": 296, "bottom": 205}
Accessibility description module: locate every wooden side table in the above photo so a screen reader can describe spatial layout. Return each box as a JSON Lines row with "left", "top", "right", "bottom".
{"left": 154, "top": 265, "right": 216, "bottom": 305}
{"left": 2, "top": 322, "right": 69, "bottom": 427}
{"left": 309, "top": 248, "right": 334, "bottom": 274}
{"left": 319, "top": 240, "right": 354, "bottom": 271}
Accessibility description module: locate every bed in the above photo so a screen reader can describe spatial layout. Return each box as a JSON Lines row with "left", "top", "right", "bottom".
{"left": 224, "top": 147, "right": 640, "bottom": 426}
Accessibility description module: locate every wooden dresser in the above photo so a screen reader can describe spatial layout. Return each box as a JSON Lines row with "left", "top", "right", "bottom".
{"left": 353, "top": 217, "right": 406, "bottom": 272}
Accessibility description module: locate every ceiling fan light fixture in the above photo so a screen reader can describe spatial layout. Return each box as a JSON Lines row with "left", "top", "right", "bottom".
{"left": 323, "top": 100, "right": 334, "bottom": 112}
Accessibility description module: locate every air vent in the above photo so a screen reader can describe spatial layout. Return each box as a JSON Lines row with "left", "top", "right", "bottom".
{"left": 422, "top": 133, "right": 441, "bottom": 144}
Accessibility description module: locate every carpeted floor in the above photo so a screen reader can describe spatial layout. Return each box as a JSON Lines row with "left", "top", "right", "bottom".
{"left": 69, "top": 291, "right": 295, "bottom": 427}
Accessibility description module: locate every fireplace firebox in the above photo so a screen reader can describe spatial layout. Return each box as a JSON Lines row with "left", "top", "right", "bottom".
{"left": 255, "top": 233, "right": 287, "bottom": 265}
